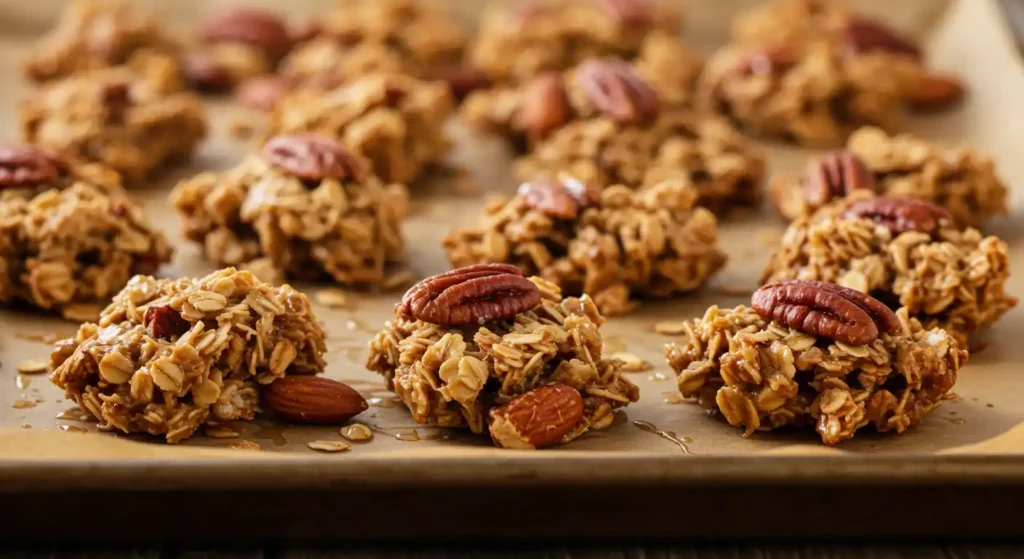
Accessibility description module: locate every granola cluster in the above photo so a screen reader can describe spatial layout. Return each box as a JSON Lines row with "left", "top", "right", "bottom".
{"left": 444, "top": 179, "right": 727, "bottom": 315}
{"left": 50, "top": 268, "right": 328, "bottom": 443}
{"left": 770, "top": 127, "right": 1009, "bottom": 228}
{"left": 699, "top": 41, "right": 906, "bottom": 147}
{"left": 0, "top": 146, "right": 172, "bottom": 320}
{"left": 762, "top": 192, "right": 1016, "bottom": 346}
{"left": 171, "top": 134, "right": 406, "bottom": 287}
{"left": 469, "top": 0, "right": 683, "bottom": 85}
{"left": 265, "top": 73, "right": 453, "bottom": 184}
{"left": 666, "top": 302, "right": 965, "bottom": 445}
{"left": 19, "top": 53, "right": 206, "bottom": 184}
{"left": 462, "top": 38, "right": 703, "bottom": 151}
{"left": 281, "top": 0, "right": 467, "bottom": 85}
{"left": 21, "top": 0, "right": 181, "bottom": 84}
{"left": 368, "top": 268, "right": 638, "bottom": 448}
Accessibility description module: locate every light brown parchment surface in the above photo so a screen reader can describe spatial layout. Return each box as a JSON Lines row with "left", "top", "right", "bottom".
{"left": 0, "top": 0, "right": 1023, "bottom": 481}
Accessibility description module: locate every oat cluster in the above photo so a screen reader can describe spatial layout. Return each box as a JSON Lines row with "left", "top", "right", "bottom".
{"left": 666, "top": 304, "right": 965, "bottom": 445}
{"left": 0, "top": 152, "right": 171, "bottom": 321}
{"left": 170, "top": 146, "right": 407, "bottom": 287}
{"left": 265, "top": 73, "right": 453, "bottom": 184}
{"left": 50, "top": 268, "right": 327, "bottom": 443}
{"left": 468, "top": 0, "right": 683, "bottom": 85}
{"left": 368, "top": 275, "right": 638, "bottom": 442}
{"left": 762, "top": 192, "right": 1016, "bottom": 346}
{"left": 444, "top": 180, "right": 727, "bottom": 315}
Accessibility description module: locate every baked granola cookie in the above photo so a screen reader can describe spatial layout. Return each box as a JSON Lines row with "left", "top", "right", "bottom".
{"left": 0, "top": 145, "right": 171, "bottom": 321}
{"left": 666, "top": 280, "right": 966, "bottom": 445}
{"left": 499, "top": 58, "right": 763, "bottom": 210}
{"left": 19, "top": 55, "right": 206, "bottom": 185}
{"left": 469, "top": 0, "right": 683, "bottom": 85}
{"left": 729, "top": 0, "right": 964, "bottom": 112}
{"left": 462, "top": 38, "right": 702, "bottom": 150}
{"left": 171, "top": 134, "right": 406, "bottom": 286}
{"left": 367, "top": 264, "right": 639, "bottom": 449}
{"left": 182, "top": 8, "right": 292, "bottom": 92}
{"left": 770, "top": 127, "right": 1009, "bottom": 229}
{"left": 22, "top": 0, "right": 181, "bottom": 84}
{"left": 762, "top": 193, "right": 1016, "bottom": 346}
{"left": 264, "top": 73, "right": 452, "bottom": 184}
{"left": 444, "top": 177, "right": 726, "bottom": 315}
{"left": 282, "top": 0, "right": 468, "bottom": 88}
{"left": 49, "top": 268, "right": 328, "bottom": 443}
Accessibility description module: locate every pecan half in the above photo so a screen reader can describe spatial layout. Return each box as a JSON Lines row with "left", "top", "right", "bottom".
{"left": 399, "top": 264, "right": 541, "bottom": 326}
{"left": 802, "top": 150, "right": 876, "bottom": 206}
{"left": 752, "top": 280, "right": 900, "bottom": 346}
{"left": 842, "top": 195, "right": 951, "bottom": 235}
{"left": 596, "top": 0, "right": 655, "bottom": 27}
{"left": 262, "top": 134, "right": 366, "bottom": 183}
{"left": 577, "top": 59, "right": 660, "bottom": 124}
{"left": 906, "top": 73, "right": 965, "bottom": 112}
{"left": 200, "top": 9, "right": 292, "bottom": 59}
{"left": 840, "top": 16, "right": 923, "bottom": 61}
{"left": 144, "top": 305, "right": 191, "bottom": 340}
{"left": 518, "top": 73, "right": 571, "bottom": 138}
{"left": 0, "top": 145, "right": 66, "bottom": 189}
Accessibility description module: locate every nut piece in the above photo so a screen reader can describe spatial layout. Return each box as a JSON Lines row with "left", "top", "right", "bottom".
{"left": 842, "top": 195, "right": 952, "bottom": 235}
{"left": 0, "top": 145, "right": 65, "bottom": 188}
{"left": 236, "top": 75, "right": 293, "bottom": 112}
{"left": 200, "top": 9, "right": 292, "bottom": 59}
{"left": 399, "top": 264, "right": 542, "bottom": 326}
{"left": 518, "top": 181, "right": 581, "bottom": 220}
{"left": 262, "top": 134, "right": 366, "bottom": 183}
{"left": 181, "top": 51, "right": 234, "bottom": 92}
{"left": 597, "top": 0, "right": 655, "bottom": 27}
{"left": 577, "top": 59, "right": 660, "bottom": 124}
{"left": 752, "top": 280, "right": 900, "bottom": 345}
{"left": 261, "top": 376, "right": 369, "bottom": 424}
{"left": 733, "top": 44, "right": 799, "bottom": 77}
{"left": 428, "top": 65, "right": 493, "bottom": 103}
{"left": 143, "top": 305, "right": 191, "bottom": 340}
{"left": 840, "top": 16, "right": 923, "bottom": 60}
{"left": 488, "top": 384, "right": 584, "bottom": 449}
{"left": 518, "top": 73, "right": 571, "bottom": 138}
{"left": 906, "top": 73, "right": 965, "bottom": 112}
{"left": 802, "top": 150, "right": 876, "bottom": 206}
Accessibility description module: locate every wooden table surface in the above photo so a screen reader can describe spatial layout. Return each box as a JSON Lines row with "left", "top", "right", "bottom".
{"left": 2, "top": 545, "right": 1024, "bottom": 558}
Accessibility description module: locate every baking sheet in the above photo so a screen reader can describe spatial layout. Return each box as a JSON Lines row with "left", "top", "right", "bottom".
{"left": 0, "top": 0, "right": 1023, "bottom": 478}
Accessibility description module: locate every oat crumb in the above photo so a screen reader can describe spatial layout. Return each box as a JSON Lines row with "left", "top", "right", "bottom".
{"left": 206, "top": 426, "right": 241, "bottom": 439}
{"left": 308, "top": 440, "right": 351, "bottom": 452}
{"left": 16, "top": 359, "right": 48, "bottom": 375}
{"left": 654, "top": 321, "right": 687, "bottom": 335}
{"left": 315, "top": 287, "right": 350, "bottom": 309}
{"left": 612, "top": 352, "right": 653, "bottom": 372}
{"left": 227, "top": 440, "right": 261, "bottom": 451}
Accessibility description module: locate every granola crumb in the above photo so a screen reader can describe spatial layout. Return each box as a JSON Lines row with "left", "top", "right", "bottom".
{"left": 648, "top": 372, "right": 669, "bottom": 382}
{"left": 340, "top": 423, "right": 373, "bottom": 442}
{"left": 12, "top": 400, "right": 37, "bottom": 409}
{"left": 227, "top": 440, "right": 261, "bottom": 451}
{"left": 308, "top": 439, "right": 351, "bottom": 452}
{"left": 382, "top": 270, "right": 414, "bottom": 291}
{"left": 205, "top": 426, "right": 241, "bottom": 439}
{"left": 611, "top": 352, "right": 653, "bottom": 373}
{"left": 315, "top": 288, "right": 350, "bottom": 309}
{"left": 61, "top": 303, "right": 102, "bottom": 323}
{"left": 17, "top": 359, "right": 49, "bottom": 375}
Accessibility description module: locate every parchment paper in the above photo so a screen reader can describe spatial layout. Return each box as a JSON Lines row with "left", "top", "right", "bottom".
{"left": 1, "top": 0, "right": 1023, "bottom": 466}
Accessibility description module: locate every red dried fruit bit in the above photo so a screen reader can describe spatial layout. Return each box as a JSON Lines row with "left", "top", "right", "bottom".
{"left": 144, "top": 305, "right": 191, "bottom": 340}
{"left": 399, "top": 264, "right": 542, "bottom": 326}
{"left": 200, "top": 9, "right": 292, "bottom": 59}
{"left": 841, "top": 16, "right": 923, "bottom": 60}
{"left": 262, "top": 134, "right": 366, "bottom": 183}
{"left": 518, "top": 73, "right": 572, "bottom": 138}
{"left": 802, "top": 150, "right": 876, "bottom": 206}
{"left": 577, "top": 58, "right": 660, "bottom": 124}
{"left": 235, "top": 75, "right": 293, "bottom": 112}
{"left": 753, "top": 279, "right": 900, "bottom": 345}
{"left": 596, "top": 0, "right": 655, "bottom": 27}
{"left": 842, "top": 195, "right": 952, "bottom": 235}
{"left": 0, "top": 145, "right": 66, "bottom": 189}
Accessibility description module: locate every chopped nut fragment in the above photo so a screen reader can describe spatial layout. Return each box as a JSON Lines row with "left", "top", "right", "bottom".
{"left": 307, "top": 439, "right": 351, "bottom": 452}
{"left": 340, "top": 423, "right": 373, "bottom": 442}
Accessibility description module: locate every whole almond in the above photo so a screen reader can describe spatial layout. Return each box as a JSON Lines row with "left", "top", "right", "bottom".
{"left": 261, "top": 376, "right": 368, "bottom": 424}
{"left": 488, "top": 384, "right": 584, "bottom": 449}
{"left": 907, "top": 73, "right": 965, "bottom": 112}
